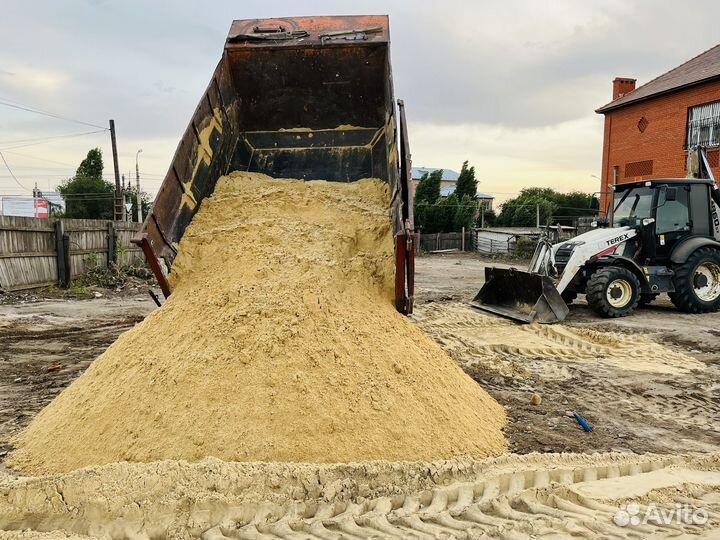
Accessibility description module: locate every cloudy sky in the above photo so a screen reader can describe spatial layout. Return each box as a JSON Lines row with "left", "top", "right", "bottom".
{"left": 1, "top": 0, "right": 719, "bottom": 203}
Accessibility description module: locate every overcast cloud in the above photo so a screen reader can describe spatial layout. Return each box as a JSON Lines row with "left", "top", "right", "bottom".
{"left": 1, "top": 0, "right": 719, "bottom": 202}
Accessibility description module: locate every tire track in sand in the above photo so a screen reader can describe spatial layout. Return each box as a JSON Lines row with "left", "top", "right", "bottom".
{"left": 2, "top": 453, "right": 717, "bottom": 539}
{"left": 412, "top": 302, "right": 703, "bottom": 376}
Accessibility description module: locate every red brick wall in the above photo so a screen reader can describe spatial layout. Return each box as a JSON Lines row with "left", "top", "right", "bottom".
{"left": 599, "top": 80, "right": 720, "bottom": 214}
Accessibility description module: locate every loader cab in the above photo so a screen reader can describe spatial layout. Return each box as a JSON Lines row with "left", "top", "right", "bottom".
{"left": 612, "top": 179, "right": 716, "bottom": 262}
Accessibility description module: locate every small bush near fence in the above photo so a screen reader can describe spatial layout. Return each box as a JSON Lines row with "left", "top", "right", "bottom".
{"left": 514, "top": 236, "right": 538, "bottom": 258}
{"left": 0, "top": 216, "right": 145, "bottom": 291}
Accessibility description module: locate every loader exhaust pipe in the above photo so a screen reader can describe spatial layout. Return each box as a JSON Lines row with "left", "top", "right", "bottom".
{"left": 471, "top": 267, "right": 569, "bottom": 324}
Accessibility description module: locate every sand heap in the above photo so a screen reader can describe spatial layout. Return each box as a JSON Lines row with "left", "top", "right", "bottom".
{"left": 9, "top": 172, "right": 506, "bottom": 474}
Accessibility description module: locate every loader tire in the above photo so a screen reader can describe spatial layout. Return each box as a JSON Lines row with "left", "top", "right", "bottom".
{"left": 561, "top": 290, "right": 578, "bottom": 305}
{"left": 669, "top": 247, "right": 720, "bottom": 313}
{"left": 586, "top": 266, "right": 640, "bottom": 318}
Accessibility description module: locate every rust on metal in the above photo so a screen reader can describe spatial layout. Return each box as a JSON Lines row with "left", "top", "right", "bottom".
{"left": 395, "top": 232, "right": 408, "bottom": 314}
{"left": 134, "top": 235, "right": 171, "bottom": 298}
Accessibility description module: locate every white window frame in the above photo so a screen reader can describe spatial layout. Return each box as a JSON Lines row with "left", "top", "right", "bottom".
{"left": 687, "top": 101, "right": 720, "bottom": 148}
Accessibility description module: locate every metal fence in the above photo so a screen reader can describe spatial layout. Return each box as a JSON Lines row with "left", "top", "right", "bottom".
{"left": 0, "top": 216, "right": 144, "bottom": 291}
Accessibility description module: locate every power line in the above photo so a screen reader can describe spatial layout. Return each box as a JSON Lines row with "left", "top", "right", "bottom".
{"left": 0, "top": 150, "right": 79, "bottom": 168}
{"left": 0, "top": 129, "right": 108, "bottom": 151}
{"left": 0, "top": 98, "right": 108, "bottom": 130}
{"left": 0, "top": 151, "right": 32, "bottom": 191}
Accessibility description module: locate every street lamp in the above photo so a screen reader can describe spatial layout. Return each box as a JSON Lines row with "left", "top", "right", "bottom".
{"left": 135, "top": 149, "right": 143, "bottom": 222}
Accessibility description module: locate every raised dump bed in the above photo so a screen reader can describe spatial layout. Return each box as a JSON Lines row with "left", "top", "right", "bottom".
{"left": 133, "top": 15, "right": 415, "bottom": 314}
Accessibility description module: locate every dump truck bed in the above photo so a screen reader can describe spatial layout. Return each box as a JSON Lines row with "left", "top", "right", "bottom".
{"left": 133, "top": 16, "right": 415, "bottom": 313}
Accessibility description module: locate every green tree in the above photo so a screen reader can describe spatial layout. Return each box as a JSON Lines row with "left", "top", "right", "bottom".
{"left": 455, "top": 161, "right": 477, "bottom": 200}
{"left": 496, "top": 188, "right": 595, "bottom": 227}
{"left": 454, "top": 194, "right": 477, "bottom": 232}
{"left": 478, "top": 207, "right": 496, "bottom": 227}
{"left": 58, "top": 148, "right": 115, "bottom": 219}
{"left": 414, "top": 169, "right": 442, "bottom": 204}
{"left": 414, "top": 166, "right": 483, "bottom": 233}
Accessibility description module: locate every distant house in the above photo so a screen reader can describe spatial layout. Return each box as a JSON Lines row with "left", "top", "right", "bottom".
{"left": 412, "top": 166, "right": 494, "bottom": 210}
{"left": 411, "top": 167, "right": 459, "bottom": 190}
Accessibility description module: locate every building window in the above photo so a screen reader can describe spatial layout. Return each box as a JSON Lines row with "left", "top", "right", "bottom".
{"left": 687, "top": 101, "right": 720, "bottom": 148}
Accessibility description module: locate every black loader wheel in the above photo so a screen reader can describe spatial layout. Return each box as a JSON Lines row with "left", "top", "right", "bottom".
{"left": 669, "top": 247, "right": 720, "bottom": 313}
{"left": 638, "top": 293, "right": 659, "bottom": 306}
{"left": 586, "top": 266, "right": 641, "bottom": 318}
{"left": 561, "top": 290, "right": 578, "bottom": 305}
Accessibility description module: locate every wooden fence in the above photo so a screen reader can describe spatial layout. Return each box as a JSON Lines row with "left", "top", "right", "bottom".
{"left": 418, "top": 231, "right": 474, "bottom": 252}
{"left": 0, "top": 216, "right": 144, "bottom": 291}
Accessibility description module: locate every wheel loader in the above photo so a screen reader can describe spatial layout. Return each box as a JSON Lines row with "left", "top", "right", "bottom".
{"left": 473, "top": 147, "right": 720, "bottom": 323}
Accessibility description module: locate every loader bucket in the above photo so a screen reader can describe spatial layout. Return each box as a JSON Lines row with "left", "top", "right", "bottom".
{"left": 470, "top": 267, "right": 569, "bottom": 324}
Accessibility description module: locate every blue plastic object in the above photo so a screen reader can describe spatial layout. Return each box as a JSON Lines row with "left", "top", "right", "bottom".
{"left": 573, "top": 412, "right": 593, "bottom": 432}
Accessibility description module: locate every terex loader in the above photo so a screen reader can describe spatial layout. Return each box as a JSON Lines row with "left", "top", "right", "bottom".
{"left": 473, "top": 147, "right": 720, "bottom": 323}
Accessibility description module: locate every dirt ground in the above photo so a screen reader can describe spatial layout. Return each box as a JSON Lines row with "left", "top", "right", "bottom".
{"left": 0, "top": 253, "right": 718, "bottom": 467}
{"left": 0, "top": 295, "right": 156, "bottom": 462}
{"left": 414, "top": 252, "right": 720, "bottom": 456}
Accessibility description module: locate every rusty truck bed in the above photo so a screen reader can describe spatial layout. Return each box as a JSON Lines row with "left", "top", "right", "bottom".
{"left": 133, "top": 15, "right": 415, "bottom": 313}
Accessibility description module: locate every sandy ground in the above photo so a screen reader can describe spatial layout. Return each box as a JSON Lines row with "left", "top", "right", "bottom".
{"left": 414, "top": 252, "right": 720, "bottom": 455}
{"left": 1, "top": 452, "right": 719, "bottom": 539}
{"left": 0, "top": 252, "right": 719, "bottom": 538}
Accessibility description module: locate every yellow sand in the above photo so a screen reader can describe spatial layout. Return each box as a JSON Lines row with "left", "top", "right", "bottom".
{"left": 8, "top": 172, "right": 506, "bottom": 474}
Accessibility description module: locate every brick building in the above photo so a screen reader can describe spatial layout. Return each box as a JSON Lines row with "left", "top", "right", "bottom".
{"left": 596, "top": 44, "right": 720, "bottom": 214}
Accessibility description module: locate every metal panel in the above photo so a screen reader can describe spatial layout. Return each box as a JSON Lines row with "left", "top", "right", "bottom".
{"left": 133, "top": 16, "right": 413, "bottom": 315}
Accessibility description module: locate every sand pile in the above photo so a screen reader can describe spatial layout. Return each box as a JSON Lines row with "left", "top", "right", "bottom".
{"left": 8, "top": 172, "right": 505, "bottom": 474}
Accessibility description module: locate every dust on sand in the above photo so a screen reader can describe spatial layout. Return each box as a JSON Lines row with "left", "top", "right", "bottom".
{"left": 0, "top": 452, "right": 718, "bottom": 539}
{"left": 7, "top": 173, "right": 505, "bottom": 475}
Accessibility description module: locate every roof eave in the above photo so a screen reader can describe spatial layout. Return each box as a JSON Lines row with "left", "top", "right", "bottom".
{"left": 595, "top": 74, "right": 720, "bottom": 114}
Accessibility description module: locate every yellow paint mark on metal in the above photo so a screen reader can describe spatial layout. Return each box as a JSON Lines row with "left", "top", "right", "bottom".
{"left": 180, "top": 108, "right": 223, "bottom": 213}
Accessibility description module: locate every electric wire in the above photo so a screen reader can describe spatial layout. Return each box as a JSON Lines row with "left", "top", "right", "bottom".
{"left": 0, "top": 129, "right": 108, "bottom": 151}
{"left": 0, "top": 98, "right": 108, "bottom": 130}
{"left": 0, "top": 151, "right": 32, "bottom": 191}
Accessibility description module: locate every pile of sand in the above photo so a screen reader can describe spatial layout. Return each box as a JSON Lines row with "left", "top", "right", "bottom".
{"left": 8, "top": 172, "right": 506, "bottom": 475}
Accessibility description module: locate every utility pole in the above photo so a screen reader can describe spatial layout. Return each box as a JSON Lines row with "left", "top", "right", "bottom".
{"left": 121, "top": 175, "right": 127, "bottom": 221}
{"left": 536, "top": 203, "right": 540, "bottom": 228}
{"left": 109, "top": 120, "right": 122, "bottom": 222}
{"left": 135, "top": 149, "right": 143, "bottom": 223}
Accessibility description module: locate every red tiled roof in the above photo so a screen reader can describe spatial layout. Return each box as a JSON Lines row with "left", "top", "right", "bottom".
{"left": 596, "top": 43, "right": 720, "bottom": 113}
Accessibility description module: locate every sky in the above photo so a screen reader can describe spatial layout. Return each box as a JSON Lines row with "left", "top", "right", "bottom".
{"left": 1, "top": 0, "right": 719, "bottom": 205}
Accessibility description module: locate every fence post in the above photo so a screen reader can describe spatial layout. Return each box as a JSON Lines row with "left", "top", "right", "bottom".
{"left": 436, "top": 233, "right": 440, "bottom": 251}
{"left": 107, "top": 221, "right": 117, "bottom": 267}
{"left": 461, "top": 227, "right": 465, "bottom": 251}
{"left": 54, "top": 220, "right": 70, "bottom": 288}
